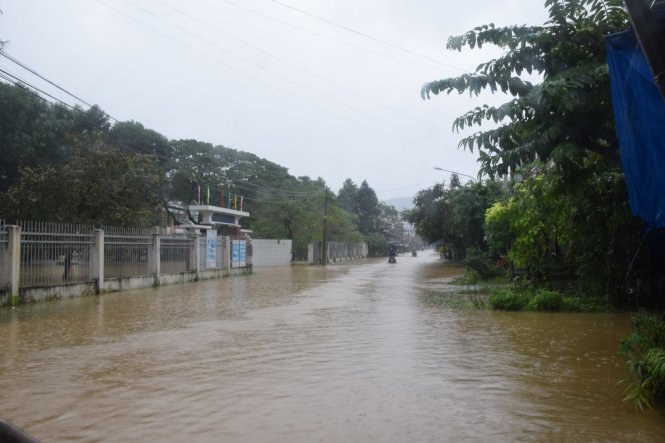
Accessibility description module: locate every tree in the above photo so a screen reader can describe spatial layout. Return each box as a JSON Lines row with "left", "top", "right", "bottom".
{"left": 422, "top": 0, "right": 629, "bottom": 178}
{"left": 0, "top": 83, "right": 79, "bottom": 191}
{"left": 355, "top": 180, "right": 380, "bottom": 235}
{"left": 109, "top": 121, "right": 172, "bottom": 165}
{"left": 0, "top": 144, "right": 163, "bottom": 226}
{"left": 406, "top": 179, "right": 505, "bottom": 258}
{"left": 420, "top": 0, "right": 650, "bottom": 297}
{"left": 405, "top": 182, "right": 448, "bottom": 245}
{"left": 337, "top": 179, "right": 358, "bottom": 214}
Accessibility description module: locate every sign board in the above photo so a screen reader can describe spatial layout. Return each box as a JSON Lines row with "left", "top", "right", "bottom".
{"left": 206, "top": 230, "right": 217, "bottom": 269}
{"left": 231, "top": 239, "right": 246, "bottom": 268}
{"left": 211, "top": 213, "right": 238, "bottom": 225}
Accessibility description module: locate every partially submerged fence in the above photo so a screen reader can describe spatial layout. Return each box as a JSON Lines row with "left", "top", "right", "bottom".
{"left": 0, "top": 220, "right": 251, "bottom": 305}
{"left": 308, "top": 241, "right": 368, "bottom": 264}
{"left": 18, "top": 221, "right": 95, "bottom": 288}
{"left": 104, "top": 226, "right": 152, "bottom": 279}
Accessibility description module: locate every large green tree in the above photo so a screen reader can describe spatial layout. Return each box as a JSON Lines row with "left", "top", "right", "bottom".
{"left": 420, "top": 0, "right": 645, "bottom": 285}
{"left": 422, "top": 0, "right": 628, "bottom": 178}
{"left": 405, "top": 177, "right": 505, "bottom": 258}
{"left": 0, "top": 144, "right": 163, "bottom": 226}
{"left": 0, "top": 83, "right": 109, "bottom": 191}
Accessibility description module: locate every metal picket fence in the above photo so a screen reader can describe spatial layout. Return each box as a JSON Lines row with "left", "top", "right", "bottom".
{"left": 160, "top": 235, "right": 194, "bottom": 274}
{"left": 104, "top": 226, "right": 153, "bottom": 279}
{"left": 18, "top": 221, "right": 95, "bottom": 287}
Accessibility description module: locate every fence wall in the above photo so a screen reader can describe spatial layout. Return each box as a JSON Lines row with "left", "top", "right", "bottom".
{"left": 252, "top": 239, "right": 292, "bottom": 267}
{"left": 18, "top": 221, "right": 95, "bottom": 288}
{"left": 307, "top": 241, "right": 367, "bottom": 264}
{"left": 198, "top": 235, "right": 228, "bottom": 271}
{"left": 0, "top": 221, "right": 250, "bottom": 306}
{"left": 104, "top": 226, "right": 152, "bottom": 279}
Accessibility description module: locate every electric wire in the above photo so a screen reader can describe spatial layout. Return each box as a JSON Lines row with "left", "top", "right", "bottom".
{"left": 0, "top": 63, "right": 420, "bottom": 203}
{"left": 153, "top": 0, "right": 450, "bottom": 134}
{"left": 0, "top": 51, "right": 96, "bottom": 109}
{"left": 122, "top": 0, "right": 442, "bottom": 145}
{"left": 94, "top": 0, "right": 447, "bottom": 150}
{"left": 2, "top": 8, "right": 440, "bottom": 200}
{"left": 267, "top": 0, "right": 465, "bottom": 72}
{"left": 218, "top": 0, "right": 443, "bottom": 71}
{"left": 0, "top": 68, "right": 81, "bottom": 110}
{"left": 1, "top": 68, "right": 401, "bottom": 205}
{"left": 0, "top": 66, "right": 326, "bottom": 200}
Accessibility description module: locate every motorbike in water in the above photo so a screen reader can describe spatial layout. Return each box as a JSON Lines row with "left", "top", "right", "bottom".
{"left": 388, "top": 253, "right": 396, "bottom": 264}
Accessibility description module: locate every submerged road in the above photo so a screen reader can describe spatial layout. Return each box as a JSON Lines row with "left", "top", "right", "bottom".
{"left": 0, "top": 251, "right": 664, "bottom": 442}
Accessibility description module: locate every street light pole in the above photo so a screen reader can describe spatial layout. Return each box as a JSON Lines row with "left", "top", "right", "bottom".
{"left": 433, "top": 167, "right": 477, "bottom": 183}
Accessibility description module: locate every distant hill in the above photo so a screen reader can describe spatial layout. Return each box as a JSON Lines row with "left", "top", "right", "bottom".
{"left": 384, "top": 196, "right": 414, "bottom": 212}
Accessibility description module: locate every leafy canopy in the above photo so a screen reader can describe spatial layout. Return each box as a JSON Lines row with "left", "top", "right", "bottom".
{"left": 422, "top": 0, "right": 629, "bottom": 178}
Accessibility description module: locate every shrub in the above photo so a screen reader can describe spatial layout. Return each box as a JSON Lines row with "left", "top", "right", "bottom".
{"left": 465, "top": 247, "right": 501, "bottom": 280}
{"left": 620, "top": 312, "right": 665, "bottom": 411}
{"left": 527, "top": 289, "right": 563, "bottom": 311}
{"left": 490, "top": 288, "right": 529, "bottom": 311}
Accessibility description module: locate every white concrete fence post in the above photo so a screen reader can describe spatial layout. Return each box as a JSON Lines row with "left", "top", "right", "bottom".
{"left": 149, "top": 234, "right": 161, "bottom": 286}
{"left": 223, "top": 236, "right": 231, "bottom": 270}
{"left": 5, "top": 225, "right": 21, "bottom": 305}
{"left": 191, "top": 233, "right": 200, "bottom": 280}
{"left": 246, "top": 238, "right": 253, "bottom": 268}
{"left": 90, "top": 229, "right": 104, "bottom": 293}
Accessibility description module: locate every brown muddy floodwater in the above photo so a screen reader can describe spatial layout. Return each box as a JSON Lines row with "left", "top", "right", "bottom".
{"left": 1, "top": 251, "right": 664, "bottom": 442}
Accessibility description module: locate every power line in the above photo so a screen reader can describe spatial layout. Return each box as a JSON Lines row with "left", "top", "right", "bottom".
{"left": 153, "top": 0, "right": 449, "bottom": 134}
{"left": 0, "top": 70, "right": 328, "bottom": 199}
{"left": 94, "top": 0, "right": 447, "bottom": 150}
{"left": 0, "top": 68, "right": 81, "bottom": 110}
{"left": 122, "top": 0, "right": 441, "bottom": 145}
{"left": 0, "top": 65, "right": 174, "bottom": 163}
{"left": 0, "top": 51, "right": 96, "bottom": 109}
{"left": 218, "top": 0, "right": 443, "bottom": 71}
{"left": 267, "top": 0, "right": 465, "bottom": 72}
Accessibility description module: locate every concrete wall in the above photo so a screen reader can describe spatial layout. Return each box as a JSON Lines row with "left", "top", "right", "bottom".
{"left": 251, "top": 239, "right": 292, "bottom": 267}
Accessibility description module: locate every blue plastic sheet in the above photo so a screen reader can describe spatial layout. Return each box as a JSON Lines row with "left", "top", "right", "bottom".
{"left": 606, "top": 30, "right": 665, "bottom": 228}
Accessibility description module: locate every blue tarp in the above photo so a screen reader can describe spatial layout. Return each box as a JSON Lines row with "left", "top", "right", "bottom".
{"left": 606, "top": 30, "right": 665, "bottom": 228}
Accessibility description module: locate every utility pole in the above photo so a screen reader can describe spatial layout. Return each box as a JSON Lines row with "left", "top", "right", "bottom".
{"left": 322, "top": 186, "right": 328, "bottom": 265}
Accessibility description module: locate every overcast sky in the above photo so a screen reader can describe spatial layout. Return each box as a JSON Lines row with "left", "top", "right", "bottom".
{"left": 0, "top": 0, "right": 549, "bottom": 202}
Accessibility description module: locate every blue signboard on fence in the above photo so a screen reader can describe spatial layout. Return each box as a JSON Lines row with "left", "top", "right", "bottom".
{"left": 206, "top": 230, "right": 217, "bottom": 269}
{"left": 231, "top": 239, "right": 246, "bottom": 267}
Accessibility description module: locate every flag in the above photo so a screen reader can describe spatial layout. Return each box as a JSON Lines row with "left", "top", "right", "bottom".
{"left": 197, "top": 184, "right": 201, "bottom": 204}
{"left": 206, "top": 186, "right": 210, "bottom": 205}
{"left": 234, "top": 193, "right": 237, "bottom": 210}
{"left": 240, "top": 195, "right": 244, "bottom": 212}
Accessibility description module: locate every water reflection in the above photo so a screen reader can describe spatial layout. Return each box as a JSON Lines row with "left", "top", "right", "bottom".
{"left": 0, "top": 253, "right": 664, "bottom": 442}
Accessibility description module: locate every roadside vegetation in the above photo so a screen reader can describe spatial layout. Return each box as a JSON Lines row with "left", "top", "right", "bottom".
{"left": 406, "top": 0, "right": 665, "bottom": 409}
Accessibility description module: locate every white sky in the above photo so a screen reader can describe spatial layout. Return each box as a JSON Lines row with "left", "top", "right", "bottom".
{"left": 0, "top": 0, "right": 548, "bottom": 201}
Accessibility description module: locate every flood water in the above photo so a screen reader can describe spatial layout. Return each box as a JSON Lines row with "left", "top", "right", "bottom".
{"left": 1, "top": 251, "right": 664, "bottom": 442}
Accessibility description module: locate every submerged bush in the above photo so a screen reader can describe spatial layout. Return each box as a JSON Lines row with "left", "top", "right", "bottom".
{"left": 465, "top": 247, "right": 502, "bottom": 281}
{"left": 490, "top": 288, "right": 529, "bottom": 311}
{"left": 527, "top": 289, "right": 563, "bottom": 311}
{"left": 620, "top": 312, "right": 665, "bottom": 411}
